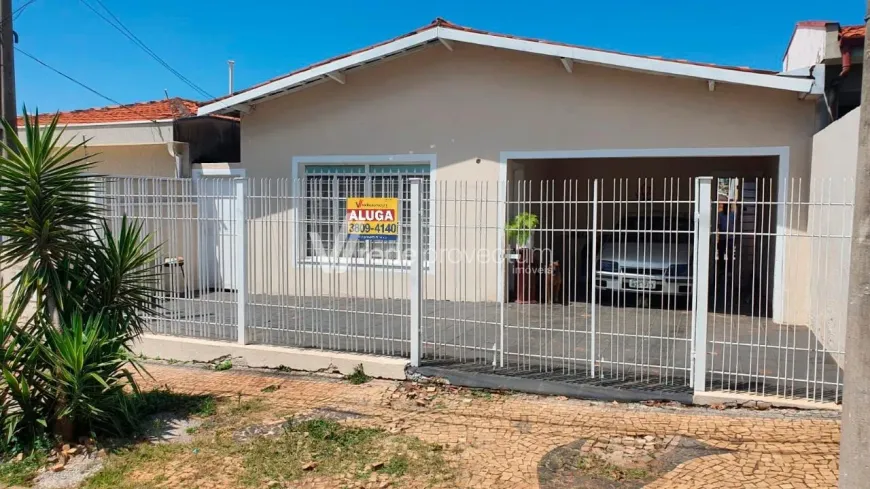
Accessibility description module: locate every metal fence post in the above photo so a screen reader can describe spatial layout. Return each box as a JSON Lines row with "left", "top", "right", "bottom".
{"left": 692, "top": 177, "right": 713, "bottom": 392}
{"left": 235, "top": 177, "right": 248, "bottom": 345}
{"left": 590, "top": 179, "right": 598, "bottom": 377}
{"left": 409, "top": 178, "right": 423, "bottom": 367}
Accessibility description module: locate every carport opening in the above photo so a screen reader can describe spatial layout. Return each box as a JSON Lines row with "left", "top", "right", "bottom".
{"left": 505, "top": 156, "right": 780, "bottom": 318}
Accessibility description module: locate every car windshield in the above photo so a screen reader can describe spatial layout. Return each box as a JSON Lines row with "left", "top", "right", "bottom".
{"left": 605, "top": 216, "right": 693, "bottom": 243}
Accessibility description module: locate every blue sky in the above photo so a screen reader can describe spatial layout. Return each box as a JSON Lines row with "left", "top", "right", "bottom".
{"left": 13, "top": 0, "right": 865, "bottom": 113}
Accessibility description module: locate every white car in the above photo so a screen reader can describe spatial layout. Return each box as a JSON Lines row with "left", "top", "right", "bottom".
{"left": 595, "top": 216, "right": 693, "bottom": 297}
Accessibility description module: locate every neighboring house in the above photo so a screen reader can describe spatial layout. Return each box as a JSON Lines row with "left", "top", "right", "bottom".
{"left": 17, "top": 97, "right": 240, "bottom": 177}
{"left": 783, "top": 21, "right": 863, "bottom": 124}
{"left": 196, "top": 18, "right": 824, "bottom": 326}
{"left": 3, "top": 98, "right": 240, "bottom": 314}
{"left": 783, "top": 20, "right": 866, "bottom": 358}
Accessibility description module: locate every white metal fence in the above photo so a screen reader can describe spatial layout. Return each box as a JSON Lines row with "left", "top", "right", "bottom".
{"left": 98, "top": 175, "right": 851, "bottom": 404}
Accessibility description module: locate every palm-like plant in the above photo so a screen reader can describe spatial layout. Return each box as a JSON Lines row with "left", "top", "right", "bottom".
{"left": 0, "top": 312, "right": 45, "bottom": 450}
{"left": 0, "top": 109, "right": 161, "bottom": 448}
{"left": 40, "top": 313, "right": 142, "bottom": 439}
{"left": 0, "top": 111, "right": 98, "bottom": 322}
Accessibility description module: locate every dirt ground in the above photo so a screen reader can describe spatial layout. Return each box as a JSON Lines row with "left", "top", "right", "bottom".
{"left": 87, "top": 362, "right": 841, "bottom": 489}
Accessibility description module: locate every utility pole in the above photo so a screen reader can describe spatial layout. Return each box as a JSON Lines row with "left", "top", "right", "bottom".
{"left": 0, "top": 0, "right": 16, "bottom": 148}
{"left": 841, "top": 3, "right": 870, "bottom": 487}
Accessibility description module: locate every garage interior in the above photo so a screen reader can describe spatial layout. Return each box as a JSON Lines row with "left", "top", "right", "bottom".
{"left": 505, "top": 156, "right": 781, "bottom": 318}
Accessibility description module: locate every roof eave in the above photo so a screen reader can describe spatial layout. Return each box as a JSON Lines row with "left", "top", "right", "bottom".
{"left": 198, "top": 25, "right": 817, "bottom": 116}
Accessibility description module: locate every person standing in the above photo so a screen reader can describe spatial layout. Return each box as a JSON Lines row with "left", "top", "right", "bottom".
{"left": 717, "top": 200, "right": 737, "bottom": 268}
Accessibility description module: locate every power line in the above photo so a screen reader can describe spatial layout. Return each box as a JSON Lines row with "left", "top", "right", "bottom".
{"left": 0, "top": 0, "right": 38, "bottom": 29}
{"left": 12, "top": 0, "right": 38, "bottom": 20}
{"left": 78, "top": 0, "right": 213, "bottom": 99}
{"left": 15, "top": 47, "right": 159, "bottom": 123}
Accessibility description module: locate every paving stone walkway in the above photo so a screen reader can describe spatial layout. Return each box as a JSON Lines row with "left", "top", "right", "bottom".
{"left": 139, "top": 363, "right": 841, "bottom": 489}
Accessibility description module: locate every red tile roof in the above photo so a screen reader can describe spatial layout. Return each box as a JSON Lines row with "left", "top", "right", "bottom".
{"left": 796, "top": 21, "right": 834, "bottom": 28}
{"left": 18, "top": 98, "right": 199, "bottom": 126}
{"left": 204, "top": 18, "right": 780, "bottom": 108}
{"left": 841, "top": 25, "right": 865, "bottom": 41}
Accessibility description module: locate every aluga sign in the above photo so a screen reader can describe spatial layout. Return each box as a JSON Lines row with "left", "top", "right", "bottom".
{"left": 346, "top": 197, "right": 399, "bottom": 241}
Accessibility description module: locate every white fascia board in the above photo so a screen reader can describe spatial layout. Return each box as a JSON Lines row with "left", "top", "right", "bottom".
{"left": 438, "top": 27, "right": 816, "bottom": 94}
{"left": 23, "top": 118, "right": 174, "bottom": 129}
{"left": 198, "top": 29, "right": 439, "bottom": 115}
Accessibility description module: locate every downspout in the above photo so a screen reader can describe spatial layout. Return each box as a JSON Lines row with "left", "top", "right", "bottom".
{"left": 167, "top": 141, "right": 190, "bottom": 178}
{"left": 831, "top": 28, "right": 861, "bottom": 120}
{"left": 840, "top": 39, "right": 853, "bottom": 77}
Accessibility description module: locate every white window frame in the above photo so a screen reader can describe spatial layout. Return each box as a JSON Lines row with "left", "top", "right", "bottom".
{"left": 291, "top": 154, "right": 437, "bottom": 270}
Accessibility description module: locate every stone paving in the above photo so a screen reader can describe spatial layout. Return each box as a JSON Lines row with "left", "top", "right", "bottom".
{"left": 138, "top": 363, "right": 841, "bottom": 489}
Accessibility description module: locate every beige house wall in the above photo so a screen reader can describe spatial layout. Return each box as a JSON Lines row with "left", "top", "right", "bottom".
{"left": 82, "top": 144, "right": 177, "bottom": 177}
{"left": 18, "top": 121, "right": 175, "bottom": 146}
{"left": 1, "top": 142, "right": 179, "bottom": 316}
{"left": 238, "top": 42, "right": 817, "bottom": 313}
{"left": 807, "top": 108, "right": 859, "bottom": 363}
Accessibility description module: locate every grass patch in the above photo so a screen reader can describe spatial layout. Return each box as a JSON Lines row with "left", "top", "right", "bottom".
{"left": 227, "top": 397, "right": 264, "bottom": 417}
{"left": 239, "top": 419, "right": 450, "bottom": 485}
{"left": 260, "top": 384, "right": 280, "bottom": 393}
{"left": 382, "top": 455, "right": 410, "bottom": 476}
{"left": 83, "top": 443, "right": 189, "bottom": 489}
{"left": 0, "top": 451, "right": 47, "bottom": 487}
{"left": 83, "top": 395, "right": 453, "bottom": 489}
{"left": 575, "top": 454, "right": 651, "bottom": 481}
{"left": 214, "top": 359, "right": 233, "bottom": 371}
{"left": 345, "top": 364, "right": 371, "bottom": 385}
{"left": 469, "top": 389, "right": 493, "bottom": 400}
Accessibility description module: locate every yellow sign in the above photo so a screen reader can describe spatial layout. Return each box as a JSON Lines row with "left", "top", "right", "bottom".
{"left": 346, "top": 197, "right": 399, "bottom": 241}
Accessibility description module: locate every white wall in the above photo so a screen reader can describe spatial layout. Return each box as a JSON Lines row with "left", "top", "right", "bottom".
{"left": 783, "top": 26, "right": 827, "bottom": 72}
{"left": 808, "top": 107, "right": 860, "bottom": 364}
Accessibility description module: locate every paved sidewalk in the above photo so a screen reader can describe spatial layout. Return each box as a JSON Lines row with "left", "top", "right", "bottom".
{"left": 140, "top": 363, "right": 841, "bottom": 489}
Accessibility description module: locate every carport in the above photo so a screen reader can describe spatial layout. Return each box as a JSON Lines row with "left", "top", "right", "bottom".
{"left": 499, "top": 148, "right": 787, "bottom": 322}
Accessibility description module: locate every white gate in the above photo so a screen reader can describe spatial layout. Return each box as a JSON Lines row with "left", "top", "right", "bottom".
{"left": 413, "top": 176, "right": 849, "bottom": 404}
{"left": 193, "top": 170, "right": 245, "bottom": 291}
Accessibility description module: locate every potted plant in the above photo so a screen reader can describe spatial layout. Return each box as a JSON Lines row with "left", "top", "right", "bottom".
{"left": 506, "top": 212, "right": 539, "bottom": 303}
{"left": 506, "top": 212, "right": 539, "bottom": 250}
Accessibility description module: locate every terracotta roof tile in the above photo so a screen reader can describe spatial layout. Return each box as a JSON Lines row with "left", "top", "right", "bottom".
{"left": 796, "top": 21, "right": 834, "bottom": 28}
{"left": 18, "top": 98, "right": 199, "bottom": 126}
{"left": 205, "top": 18, "right": 783, "bottom": 108}
{"left": 841, "top": 25, "right": 865, "bottom": 41}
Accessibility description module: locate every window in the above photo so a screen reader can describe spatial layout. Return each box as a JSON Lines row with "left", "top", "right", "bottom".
{"left": 302, "top": 163, "right": 431, "bottom": 265}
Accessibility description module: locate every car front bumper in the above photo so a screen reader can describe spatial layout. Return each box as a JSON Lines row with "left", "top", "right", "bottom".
{"left": 595, "top": 272, "right": 692, "bottom": 296}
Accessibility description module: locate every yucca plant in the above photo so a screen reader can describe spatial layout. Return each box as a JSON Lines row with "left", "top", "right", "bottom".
{"left": 0, "top": 110, "right": 98, "bottom": 324}
{"left": 0, "top": 311, "right": 46, "bottom": 451}
{"left": 0, "top": 109, "right": 160, "bottom": 447}
{"left": 40, "top": 313, "right": 141, "bottom": 439}
{"left": 60, "top": 217, "right": 161, "bottom": 337}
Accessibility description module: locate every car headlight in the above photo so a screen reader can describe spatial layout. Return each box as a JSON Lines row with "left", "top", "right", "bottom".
{"left": 668, "top": 264, "right": 691, "bottom": 277}
{"left": 600, "top": 260, "right": 618, "bottom": 272}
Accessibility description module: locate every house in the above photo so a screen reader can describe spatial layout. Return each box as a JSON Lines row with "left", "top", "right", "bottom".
{"left": 782, "top": 21, "right": 863, "bottom": 124}
{"left": 17, "top": 97, "right": 240, "bottom": 177}
{"left": 4, "top": 98, "right": 241, "bottom": 312}
{"left": 195, "top": 18, "right": 824, "bottom": 327}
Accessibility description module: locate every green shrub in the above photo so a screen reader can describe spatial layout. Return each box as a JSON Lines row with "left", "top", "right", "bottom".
{"left": 0, "top": 110, "right": 161, "bottom": 452}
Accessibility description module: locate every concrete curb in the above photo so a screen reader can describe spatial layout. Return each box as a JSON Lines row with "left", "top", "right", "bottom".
{"left": 412, "top": 365, "right": 695, "bottom": 404}
{"left": 133, "top": 334, "right": 408, "bottom": 380}
{"left": 693, "top": 390, "right": 841, "bottom": 411}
